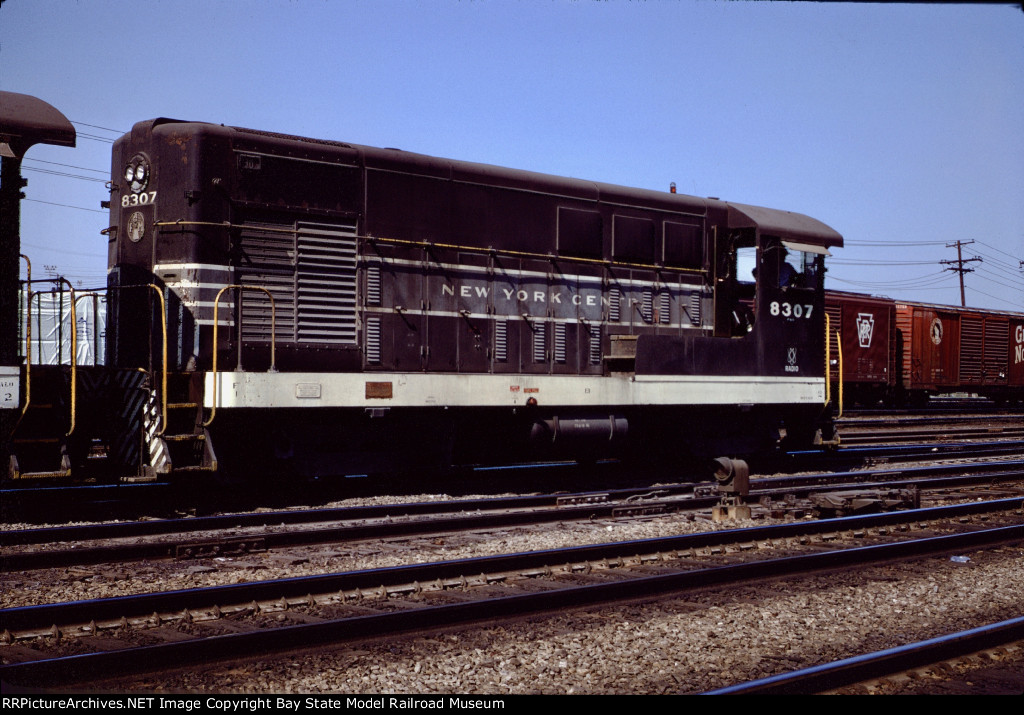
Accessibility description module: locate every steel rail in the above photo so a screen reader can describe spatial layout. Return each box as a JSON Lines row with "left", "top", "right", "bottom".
{"left": 2, "top": 466, "right": 1022, "bottom": 572}
{"left": 2, "top": 498, "right": 1020, "bottom": 633}
{"left": 2, "top": 434, "right": 1021, "bottom": 522}
{"left": 0, "top": 523, "right": 1020, "bottom": 689}
{"left": 705, "top": 616, "right": 1024, "bottom": 695}
{"left": 3, "top": 457, "right": 1022, "bottom": 547}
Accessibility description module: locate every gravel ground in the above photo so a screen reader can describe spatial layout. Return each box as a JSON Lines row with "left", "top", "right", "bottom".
{"left": 0, "top": 510, "right": 750, "bottom": 609}
{"left": 103, "top": 544, "right": 1022, "bottom": 694}
{"left": 4, "top": 493, "right": 1022, "bottom": 694}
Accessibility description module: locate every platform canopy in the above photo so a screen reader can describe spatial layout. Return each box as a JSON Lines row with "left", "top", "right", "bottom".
{"left": 0, "top": 91, "right": 76, "bottom": 158}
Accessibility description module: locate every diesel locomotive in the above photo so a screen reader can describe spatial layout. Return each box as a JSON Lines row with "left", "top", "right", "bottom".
{"left": 11, "top": 118, "right": 846, "bottom": 482}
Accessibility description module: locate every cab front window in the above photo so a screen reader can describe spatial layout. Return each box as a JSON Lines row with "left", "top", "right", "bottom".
{"left": 765, "top": 239, "right": 824, "bottom": 292}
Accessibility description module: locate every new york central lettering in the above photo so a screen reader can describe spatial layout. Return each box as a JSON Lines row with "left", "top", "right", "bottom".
{"left": 441, "top": 283, "right": 608, "bottom": 307}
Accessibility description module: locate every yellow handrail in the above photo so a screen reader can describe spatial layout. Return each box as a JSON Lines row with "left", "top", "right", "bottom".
{"left": 835, "top": 329, "right": 843, "bottom": 419}
{"left": 203, "top": 284, "right": 276, "bottom": 427}
{"left": 823, "top": 312, "right": 844, "bottom": 417}
{"left": 147, "top": 284, "right": 168, "bottom": 437}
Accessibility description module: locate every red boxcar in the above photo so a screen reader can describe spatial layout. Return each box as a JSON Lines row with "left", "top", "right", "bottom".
{"left": 896, "top": 301, "right": 1024, "bottom": 405}
{"left": 826, "top": 291, "right": 896, "bottom": 406}
{"left": 826, "top": 292, "right": 1023, "bottom": 407}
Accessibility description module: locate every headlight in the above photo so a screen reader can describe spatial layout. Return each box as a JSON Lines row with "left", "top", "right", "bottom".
{"left": 124, "top": 154, "right": 151, "bottom": 194}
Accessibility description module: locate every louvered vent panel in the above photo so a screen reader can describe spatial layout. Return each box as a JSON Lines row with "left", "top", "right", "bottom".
{"left": 554, "top": 323, "right": 567, "bottom": 364}
{"left": 659, "top": 291, "right": 671, "bottom": 324}
{"left": 366, "top": 263, "right": 382, "bottom": 306}
{"left": 687, "top": 292, "right": 702, "bottom": 326}
{"left": 589, "top": 325, "right": 602, "bottom": 365}
{"left": 959, "top": 317, "right": 984, "bottom": 383}
{"left": 238, "top": 222, "right": 297, "bottom": 343}
{"left": 365, "top": 316, "right": 382, "bottom": 364}
{"left": 494, "top": 320, "right": 508, "bottom": 362}
{"left": 608, "top": 287, "right": 621, "bottom": 322}
{"left": 533, "top": 324, "right": 546, "bottom": 363}
{"left": 641, "top": 288, "right": 653, "bottom": 323}
{"left": 296, "top": 222, "right": 358, "bottom": 345}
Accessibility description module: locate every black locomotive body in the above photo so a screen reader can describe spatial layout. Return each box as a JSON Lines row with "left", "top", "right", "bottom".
{"left": 105, "top": 119, "right": 842, "bottom": 478}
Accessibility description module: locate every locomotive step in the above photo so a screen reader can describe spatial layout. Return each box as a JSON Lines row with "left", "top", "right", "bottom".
{"left": 163, "top": 433, "right": 206, "bottom": 443}
{"left": 10, "top": 469, "right": 72, "bottom": 480}
{"left": 170, "top": 464, "right": 217, "bottom": 473}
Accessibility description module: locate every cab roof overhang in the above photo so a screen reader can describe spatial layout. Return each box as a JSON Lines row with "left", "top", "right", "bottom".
{"left": 727, "top": 202, "right": 843, "bottom": 250}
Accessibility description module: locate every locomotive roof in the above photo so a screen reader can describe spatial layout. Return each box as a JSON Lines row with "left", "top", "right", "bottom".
{"left": 132, "top": 118, "right": 843, "bottom": 249}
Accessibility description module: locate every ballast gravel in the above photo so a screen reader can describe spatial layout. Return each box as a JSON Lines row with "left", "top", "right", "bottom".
{"left": 107, "top": 546, "right": 1022, "bottom": 694}
{"left": 3, "top": 497, "right": 1023, "bottom": 694}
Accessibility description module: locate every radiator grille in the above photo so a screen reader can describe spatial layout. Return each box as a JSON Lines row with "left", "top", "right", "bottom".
{"left": 238, "top": 222, "right": 297, "bottom": 342}
{"left": 296, "top": 222, "right": 357, "bottom": 344}
{"left": 237, "top": 220, "right": 358, "bottom": 345}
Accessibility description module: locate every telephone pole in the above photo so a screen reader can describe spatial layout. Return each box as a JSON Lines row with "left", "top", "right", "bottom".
{"left": 940, "top": 240, "right": 982, "bottom": 307}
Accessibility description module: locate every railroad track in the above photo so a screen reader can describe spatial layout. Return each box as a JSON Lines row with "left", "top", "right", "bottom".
{"left": 2, "top": 499, "right": 1021, "bottom": 690}
{"left": 708, "top": 617, "right": 1024, "bottom": 694}
{"left": 3, "top": 458, "right": 1022, "bottom": 572}
{"left": 4, "top": 438, "right": 1023, "bottom": 525}
{"left": 838, "top": 424, "right": 1024, "bottom": 446}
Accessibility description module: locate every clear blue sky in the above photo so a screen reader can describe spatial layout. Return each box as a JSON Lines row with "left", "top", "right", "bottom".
{"left": 3, "top": 0, "right": 1022, "bottom": 310}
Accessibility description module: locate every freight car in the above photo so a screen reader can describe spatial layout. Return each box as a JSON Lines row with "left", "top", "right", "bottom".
{"left": 826, "top": 291, "right": 1024, "bottom": 407}
{"left": 894, "top": 300, "right": 1024, "bottom": 405}
{"left": 7, "top": 119, "right": 845, "bottom": 483}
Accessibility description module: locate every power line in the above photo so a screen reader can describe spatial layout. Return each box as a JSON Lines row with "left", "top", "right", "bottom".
{"left": 843, "top": 240, "right": 948, "bottom": 247}
{"left": 976, "top": 240, "right": 1024, "bottom": 264}
{"left": 24, "top": 158, "right": 108, "bottom": 175}
{"left": 19, "top": 241, "right": 106, "bottom": 259}
{"left": 70, "top": 120, "right": 126, "bottom": 135}
{"left": 23, "top": 167, "right": 108, "bottom": 183}
{"left": 828, "top": 275, "right": 955, "bottom": 291}
{"left": 830, "top": 259, "right": 940, "bottom": 266}
{"left": 975, "top": 269, "right": 1024, "bottom": 292}
{"left": 969, "top": 284, "right": 1024, "bottom": 308}
{"left": 24, "top": 198, "right": 106, "bottom": 213}
{"left": 76, "top": 132, "right": 115, "bottom": 144}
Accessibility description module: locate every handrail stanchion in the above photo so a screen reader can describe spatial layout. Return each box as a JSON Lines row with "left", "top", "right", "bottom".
{"left": 203, "top": 284, "right": 276, "bottom": 428}
{"left": 144, "top": 284, "right": 168, "bottom": 437}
